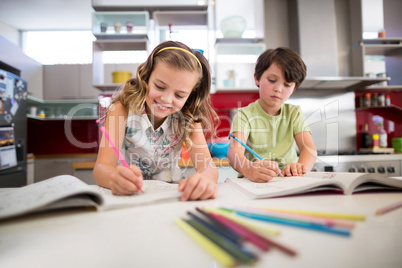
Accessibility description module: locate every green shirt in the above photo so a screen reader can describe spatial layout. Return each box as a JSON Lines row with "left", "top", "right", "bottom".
{"left": 231, "top": 100, "right": 310, "bottom": 171}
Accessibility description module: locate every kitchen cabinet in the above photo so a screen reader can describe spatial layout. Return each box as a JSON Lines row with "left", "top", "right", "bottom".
{"left": 354, "top": 89, "right": 402, "bottom": 151}
{"left": 27, "top": 96, "right": 98, "bottom": 121}
{"left": 91, "top": 11, "right": 150, "bottom": 88}
{"left": 352, "top": 38, "right": 402, "bottom": 86}
{"left": 214, "top": 41, "right": 265, "bottom": 92}
{"left": 43, "top": 64, "right": 99, "bottom": 100}
{"left": 34, "top": 156, "right": 96, "bottom": 183}
{"left": 350, "top": 1, "right": 402, "bottom": 86}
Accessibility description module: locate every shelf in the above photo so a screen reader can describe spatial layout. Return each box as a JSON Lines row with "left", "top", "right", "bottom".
{"left": 355, "top": 105, "right": 402, "bottom": 118}
{"left": 214, "top": 87, "right": 258, "bottom": 93}
{"left": 27, "top": 115, "right": 98, "bottom": 121}
{"left": 93, "top": 38, "right": 148, "bottom": 51}
{"left": 92, "top": 11, "right": 149, "bottom": 36}
{"left": 93, "top": 83, "right": 122, "bottom": 91}
{"left": 153, "top": 10, "right": 207, "bottom": 26}
{"left": 363, "top": 85, "right": 402, "bottom": 91}
{"left": 359, "top": 38, "right": 402, "bottom": 56}
{"left": 27, "top": 96, "right": 98, "bottom": 104}
{"left": 359, "top": 148, "right": 395, "bottom": 154}
{"left": 215, "top": 38, "right": 264, "bottom": 44}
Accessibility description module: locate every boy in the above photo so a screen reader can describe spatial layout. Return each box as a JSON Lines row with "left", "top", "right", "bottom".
{"left": 227, "top": 47, "right": 317, "bottom": 182}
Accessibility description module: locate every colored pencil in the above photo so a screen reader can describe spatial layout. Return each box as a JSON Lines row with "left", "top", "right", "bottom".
{"left": 376, "top": 200, "right": 402, "bottom": 215}
{"left": 175, "top": 218, "right": 237, "bottom": 267}
{"left": 203, "top": 207, "right": 281, "bottom": 235}
{"left": 229, "top": 133, "right": 282, "bottom": 176}
{"left": 233, "top": 210, "right": 351, "bottom": 237}
{"left": 223, "top": 206, "right": 355, "bottom": 229}
{"left": 195, "top": 207, "right": 243, "bottom": 244}
{"left": 259, "top": 207, "right": 365, "bottom": 221}
{"left": 206, "top": 208, "right": 297, "bottom": 256}
{"left": 207, "top": 212, "right": 270, "bottom": 251}
{"left": 96, "top": 120, "right": 143, "bottom": 192}
{"left": 185, "top": 218, "right": 258, "bottom": 264}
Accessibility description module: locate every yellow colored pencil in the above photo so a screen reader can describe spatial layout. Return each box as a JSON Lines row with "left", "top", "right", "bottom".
{"left": 260, "top": 207, "right": 366, "bottom": 221}
{"left": 203, "top": 207, "right": 280, "bottom": 236}
{"left": 175, "top": 218, "right": 237, "bottom": 267}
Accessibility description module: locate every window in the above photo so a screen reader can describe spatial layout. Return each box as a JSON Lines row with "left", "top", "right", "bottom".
{"left": 22, "top": 31, "right": 95, "bottom": 65}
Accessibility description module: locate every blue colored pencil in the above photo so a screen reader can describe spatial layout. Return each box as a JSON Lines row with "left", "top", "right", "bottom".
{"left": 185, "top": 218, "right": 258, "bottom": 264}
{"left": 229, "top": 133, "right": 282, "bottom": 176}
{"left": 234, "top": 210, "right": 351, "bottom": 237}
{"left": 188, "top": 211, "right": 243, "bottom": 244}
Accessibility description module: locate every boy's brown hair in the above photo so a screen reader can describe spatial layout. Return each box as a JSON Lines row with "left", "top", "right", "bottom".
{"left": 255, "top": 47, "right": 306, "bottom": 90}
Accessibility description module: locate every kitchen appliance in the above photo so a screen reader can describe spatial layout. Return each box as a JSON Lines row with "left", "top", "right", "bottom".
{"left": 0, "top": 65, "right": 27, "bottom": 187}
{"left": 313, "top": 154, "right": 402, "bottom": 176}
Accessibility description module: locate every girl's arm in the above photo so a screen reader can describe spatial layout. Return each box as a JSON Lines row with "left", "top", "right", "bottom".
{"left": 178, "top": 122, "right": 219, "bottom": 201}
{"left": 283, "top": 131, "right": 317, "bottom": 176}
{"left": 227, "top": 132, "right": 280, "bottom": 182}
{"left": 93, "top": 102, "right": 143, "bottom": 195}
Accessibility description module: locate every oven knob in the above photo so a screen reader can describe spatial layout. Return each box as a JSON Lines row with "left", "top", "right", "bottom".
{"left": 368, "top": 166, "right": 376, "bottom": 173}
{"left": 348, "top": 167, "right": 356, "bottom": 172}
{"left": 358, "top": 166, "right": 367, "bottom": 173}
{"left": 324, "top": 166, "right": 333, "bottom": 172}
{"left": 377, "top": 166, "right": 386, "bottom": 174}
{"left": 387, "top": 165, "right": 396, "bottom": 173}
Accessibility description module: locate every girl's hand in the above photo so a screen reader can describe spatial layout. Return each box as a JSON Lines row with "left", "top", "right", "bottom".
{"left": 283, "top": 163, "right": 307, "bottom": 177}
{"left": 178, "top": 173, "right": 218, "bottom": 201}
{"left": 245, "top": 160, "right": 281, "bottom": 182}
{"left": 109, "top": 165, "right": 143, "bottom": 195}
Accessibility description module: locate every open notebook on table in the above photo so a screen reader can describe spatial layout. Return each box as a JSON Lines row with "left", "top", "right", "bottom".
{"left": 0, "top": 175, "right": 181, "bottom": 221}
{"left": 225, "top": 172, "right": 402, "bottom": 199}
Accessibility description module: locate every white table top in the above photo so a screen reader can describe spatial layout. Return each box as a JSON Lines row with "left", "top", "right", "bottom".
{"left": 0, "top": 183, "right": 401, "bottom": 268}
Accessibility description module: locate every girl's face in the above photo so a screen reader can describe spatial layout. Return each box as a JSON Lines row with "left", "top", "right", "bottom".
{"left": 146, "top": 61, "right": 198, "bottom": 128}
{"left": 255, "top": 62, "right": 296, "bottom": 116}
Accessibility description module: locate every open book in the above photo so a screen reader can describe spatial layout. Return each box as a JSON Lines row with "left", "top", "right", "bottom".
{"left": 0, "top": 175, "right": 181, "bottom": 221}
{"left": 225, "top": 172, "right": 402, "bottom": 199}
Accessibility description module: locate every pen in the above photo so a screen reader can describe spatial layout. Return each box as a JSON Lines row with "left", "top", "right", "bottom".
{"left": 229, "top": 133, "right": 282, "bottom": 176}
{"left": 96, "top": 120, "right": 143, "bottom": 192}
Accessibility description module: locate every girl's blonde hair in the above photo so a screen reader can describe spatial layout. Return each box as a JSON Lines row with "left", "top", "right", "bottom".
{"left": 113, "top": 40, "right": 218, "bottom": 147}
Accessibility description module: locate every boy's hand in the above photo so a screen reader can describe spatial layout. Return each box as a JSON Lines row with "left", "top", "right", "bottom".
{"left": 109, "top": 165, "right": 143, "bottom": 195}
{"left": 178, "top": 173, "right": 218, "bottom": 201}
{"left": 283, "top": 163, "right": 307, "bottom": 177}
{"left": 245, "top": 160, "right": 281, "bottom": 182}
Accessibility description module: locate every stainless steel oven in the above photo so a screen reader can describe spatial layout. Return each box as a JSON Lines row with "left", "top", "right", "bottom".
{"left": 313, "top": 154, "right": 402, "bottom": 176}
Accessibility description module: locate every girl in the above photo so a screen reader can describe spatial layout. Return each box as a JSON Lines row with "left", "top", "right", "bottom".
{"left": 93, "top": 41, "right": 219, "bottom": 201}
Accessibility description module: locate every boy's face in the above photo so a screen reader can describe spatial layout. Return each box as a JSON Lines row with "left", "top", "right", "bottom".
{"left": 254, "top": 63, "right": 296, "bottom": 116}
{"left": 146, "top": 61, "right": 197, "bottom": 127}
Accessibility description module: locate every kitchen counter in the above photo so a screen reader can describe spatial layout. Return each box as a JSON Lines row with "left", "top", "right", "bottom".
{"left": 72, "top": 157, "right": 230, "bottom": 170}
{"left": 0, "top": 183, "right": 401, "bottom": 268}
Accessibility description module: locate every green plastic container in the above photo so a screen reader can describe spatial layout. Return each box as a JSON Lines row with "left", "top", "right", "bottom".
{"left": 392, "top": 138, "right": 402, "bottom": 152}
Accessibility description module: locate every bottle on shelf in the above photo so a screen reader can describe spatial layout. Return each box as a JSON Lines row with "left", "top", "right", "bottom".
{"left": 385, "top": 95, "right": 391, "bottom": 106}
{"left": 371, "top": 93, "right": 378, "bottom": 107}
{"left": 378, "top": 93, "right": 385, "bottom": 106}
{"left": 378, "top": 122, "right": 388, "bottom": 148}
{"left": 361, "top": 123, "right": 372, "bottom": 148}
{"left": 372, "top": 134, "right": 379, "bottom": 149}
{"left": 364, "top": 92, "right": 371, "bottom": 107}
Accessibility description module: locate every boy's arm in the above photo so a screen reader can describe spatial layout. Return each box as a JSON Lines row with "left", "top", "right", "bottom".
{"left": 227, "top": 132, "right": 280, "bottom": 182}
{"left": 294, "top": 131, "right": 317, "bottom": 172}
{"left": 178, "top": 122, "right": 219, "bottom": 201}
